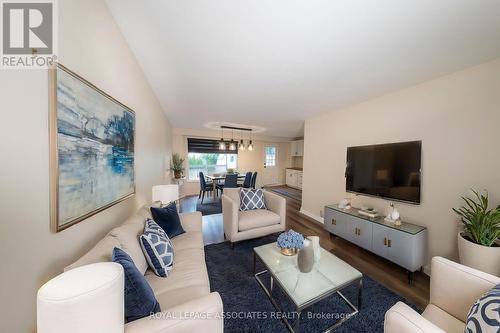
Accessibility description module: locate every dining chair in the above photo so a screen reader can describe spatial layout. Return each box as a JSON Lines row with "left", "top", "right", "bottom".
{"left": 216, "top": 173, "right": 238, "bottom": 195}
{"left": 198, "top": 171, "right": 214, "bottom": 204}
{"left": 238, "top": 172, "right": 253, "bottom": 188}
{"left": 251, "top": 172, "right": 258, "bottom": 189}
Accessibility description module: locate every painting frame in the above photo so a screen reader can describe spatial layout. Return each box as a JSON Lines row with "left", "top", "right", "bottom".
{"left": 49, "top": 63, "right": 136, "bottom": 232}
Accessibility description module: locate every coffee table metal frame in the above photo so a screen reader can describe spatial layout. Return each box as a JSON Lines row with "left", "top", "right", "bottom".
{"left": 253, "top": 250, "right": 362, "bottom": 333}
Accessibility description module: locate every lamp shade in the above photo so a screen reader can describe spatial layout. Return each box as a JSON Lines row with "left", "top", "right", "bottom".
{"left": 37, "top": 262, "right": 124, "bottom": 333}
{"left": 152, "top": 184, "right": 179, "bottom": 204}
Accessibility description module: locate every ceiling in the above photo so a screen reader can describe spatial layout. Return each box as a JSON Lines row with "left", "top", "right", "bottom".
{"left": 106, "top": 0, "right": 500, "bottom": 138}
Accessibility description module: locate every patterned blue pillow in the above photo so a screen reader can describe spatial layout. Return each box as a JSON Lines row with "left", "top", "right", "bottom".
{"left": 240, "top": 188, "right": 267, "bottom": 211}
{"left": 139, "top": 219, "right": 174, "bottom": 277}
{"left": 465, "top": 283, "right": 500, "bottom": 333}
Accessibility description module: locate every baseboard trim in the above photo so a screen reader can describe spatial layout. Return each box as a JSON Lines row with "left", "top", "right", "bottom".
{"left": 299, "top": 208, "right": 324, "bottom": 224}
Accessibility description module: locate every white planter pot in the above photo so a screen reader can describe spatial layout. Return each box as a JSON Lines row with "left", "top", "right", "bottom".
{"left": 457, "top": 232, "right": 500, "bottom": 276}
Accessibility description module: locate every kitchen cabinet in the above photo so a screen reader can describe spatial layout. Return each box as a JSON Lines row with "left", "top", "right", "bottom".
{"left": 290, "top": 140, "right": 304, "bottom": 157}
{"left": 285, "top": 169, "right": 303, "bottom": 189}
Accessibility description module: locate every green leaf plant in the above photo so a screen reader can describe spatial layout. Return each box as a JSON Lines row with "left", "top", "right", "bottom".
{"left": 453, "top": 190, "right": 500, "bottom": 247}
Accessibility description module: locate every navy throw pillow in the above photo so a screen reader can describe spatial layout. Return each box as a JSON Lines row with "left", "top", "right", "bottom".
{"left": 465, "top": 283, "right": 500, "bottom": 333}
{"left": 112, "top": 247, "right": 161, "bottom": 322}
{"left": 150, "top": 202, "right": 185, "bottom": 238}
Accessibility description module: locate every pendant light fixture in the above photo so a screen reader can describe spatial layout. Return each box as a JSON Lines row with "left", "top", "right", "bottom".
{"left": 218, "top": 127, "right": 226, "bottom": 151}
{"left": 229, "top": 129, "right": 236, "bottom": 151}
{"left": 219, "top": 125, "right": 253, "bottom": 152}
{"left": 238, "top": 130, "right": 246, "bottom": 151}
{"left": 248, "top": 131, "right": 254, "bottom": 151}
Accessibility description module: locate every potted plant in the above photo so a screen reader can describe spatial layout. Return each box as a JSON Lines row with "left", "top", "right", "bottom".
{"left": 277, "top": 229, "right": 304, "bottom": 256}
{"left": 453, "top": 190, "right": 500, "bottom": 275}
{"left": 169, "top": 153, "right": 185, "bottom": 179}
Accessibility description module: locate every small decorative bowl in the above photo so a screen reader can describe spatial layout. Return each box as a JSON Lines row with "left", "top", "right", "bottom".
{"left": 280, "top": 248, "right": 298, "bottom": 256}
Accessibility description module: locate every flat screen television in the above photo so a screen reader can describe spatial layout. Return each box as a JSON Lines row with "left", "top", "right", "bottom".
{"left": 346, "top": 141, "right": 422, "bottom": 204}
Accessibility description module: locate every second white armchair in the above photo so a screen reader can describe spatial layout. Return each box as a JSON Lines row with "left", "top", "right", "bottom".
{"left": 384, "top": 256, "right": 500, "bottom": 333}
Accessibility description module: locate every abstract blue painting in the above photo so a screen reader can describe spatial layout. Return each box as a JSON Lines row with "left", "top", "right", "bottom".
{"left": 50, "top": 64, "right": 135, "bottom": 231}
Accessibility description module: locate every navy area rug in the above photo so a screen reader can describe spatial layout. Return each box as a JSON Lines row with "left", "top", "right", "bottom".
{"left": 204, "top": 234, "right": 419, "bottom": 333}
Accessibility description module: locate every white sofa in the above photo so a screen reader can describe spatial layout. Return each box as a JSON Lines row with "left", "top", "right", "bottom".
{"left": 222, "top": 188, "right": 286, "bottom": 248}
{"left": 384, "top": 256, "right": 500, "bottom": 333}
{"left": 65, "top": 204, "right": 223, "bottom": 333}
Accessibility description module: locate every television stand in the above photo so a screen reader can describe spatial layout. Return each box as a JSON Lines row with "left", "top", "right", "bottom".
{"left": 324, "top": 204, "right": 427, "bottom": 285}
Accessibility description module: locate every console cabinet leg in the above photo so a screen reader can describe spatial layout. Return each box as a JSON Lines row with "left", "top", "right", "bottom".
{"left": 408, "top": 271, "right": 414, "bottom": 285}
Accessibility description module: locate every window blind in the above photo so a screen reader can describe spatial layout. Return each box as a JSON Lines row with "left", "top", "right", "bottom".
{"left": 187, "top": 138, "right": 238, "bottom": 154}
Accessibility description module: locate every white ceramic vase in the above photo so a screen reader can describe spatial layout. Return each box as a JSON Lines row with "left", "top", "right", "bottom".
{"left": 298, "top": 239, "right": 314, "bottom": 273}
{"left": 308, "top": 236, "right": 321, "bottom": 263}
{"left": 457, "top": 232, "right": 500, "bottom": 276}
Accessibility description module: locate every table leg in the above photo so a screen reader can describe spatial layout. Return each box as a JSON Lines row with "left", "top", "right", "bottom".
{"left": 358, "top": 279, "right": 363, "bottom": 310}
{"left": 253, "top": 252, "right": 256, "bottom": 274}
{"left": 213, "top": 181, "right": 217, "bottom": 198}
{"left": 294, "top": 310, "right": 301, "bottom": 332}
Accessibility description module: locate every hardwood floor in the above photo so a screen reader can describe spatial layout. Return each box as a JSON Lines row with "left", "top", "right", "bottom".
{"left": 180, "top": 195, "right": 224, "bottom": 245}
{"left": 180, "top": 187, "right": 430, "bottom": 309}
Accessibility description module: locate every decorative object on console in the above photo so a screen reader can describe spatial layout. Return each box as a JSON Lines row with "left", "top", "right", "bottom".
{"left": 308, "top": 236, "right": 321, "bottom": 263}
{"left": 358, "top": 207, "right": 379, "bottom": 219}
{"left": 150, "top": 202, "right": 185, "bottom": 238}
{"left": 464, "top": 283, "right": 500, "bottom": 333}
{"left": 385, "top": 202, "right": 402, "bottom": 226}
{"left": 239, "top": 188, "right": 267, "bottom": 211}
{"left": 169, "top": 153, "right": 185, "bottom": 179}
{"left": 297, "top": 238, "right": 314, "bottom": 273}
{"left": 338, "top": 198, "right": 350, "bottom": 209}
{"left": 112, "top": 247, "right": 161, "bottom": 323}
{"left": 453, "top": 189, "right": 500, "bottom": 276}
{"left": 277, "top": 229, "right": 304, "bottom": 256}
{"left": 49, "top": 63, "right": 135, "bottom": 232}
{"left": 139, "top": 219, "right": 174, "bottom": 277}
{"left": 152, "top": 184, "right": 179, "bottom": 206}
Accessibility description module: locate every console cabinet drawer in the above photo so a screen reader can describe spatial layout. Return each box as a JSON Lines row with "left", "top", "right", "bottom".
{"left": 324, "top": 207, "right": 347, "bottom": 237}
{"left": 372, "top": 223, "right": 426, "bottom": 271}
{"left": 325, "top": 208, "right": 372, "bottom": 250}
{"left": 343, "top": 216, "right": 373, "bottom": 251}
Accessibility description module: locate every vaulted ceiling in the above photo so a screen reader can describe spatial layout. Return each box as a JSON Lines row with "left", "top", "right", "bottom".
{"left": 106, "top": 0, "right": 500, "bottom": 137}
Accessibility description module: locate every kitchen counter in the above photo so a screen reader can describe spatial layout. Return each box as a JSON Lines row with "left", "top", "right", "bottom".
{"left": 286, "top": 167, "right": 303, "bottom": 171}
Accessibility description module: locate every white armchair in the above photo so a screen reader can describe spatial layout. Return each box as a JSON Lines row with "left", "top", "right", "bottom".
{"left": 384, "top": 256, "right": 500, "bottom": 333}
{"left": 222, "top": 188, "right": 286, "bottom": 248}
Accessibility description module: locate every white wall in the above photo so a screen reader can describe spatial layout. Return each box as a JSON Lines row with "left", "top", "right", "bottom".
{"left": 172, "top": 128, "right": 292, "bottom": 196}
{"left": 302, "top": 59, "right": 500, "bottom": 269}
{"left": 0, "top": 1, "right": 172, "bottom": 332}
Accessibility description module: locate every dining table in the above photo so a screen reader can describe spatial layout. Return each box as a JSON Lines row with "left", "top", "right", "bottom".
{"left": 205, "top": 173, "right": 246, "bottom": 197}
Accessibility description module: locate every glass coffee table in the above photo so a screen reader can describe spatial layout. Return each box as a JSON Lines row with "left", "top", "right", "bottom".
{"left": 253, "top": 242, "right": 363, "bottom": 333}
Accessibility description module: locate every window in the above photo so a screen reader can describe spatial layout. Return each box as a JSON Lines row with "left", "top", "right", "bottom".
{"left": 187, "top": 153, "right": 237, "bottom": 180}
{"left": 265, "top": 146, "right": 276, "bottom": 167}
{"left": 186, "top": 138, "right": 238, "bottom": 180}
